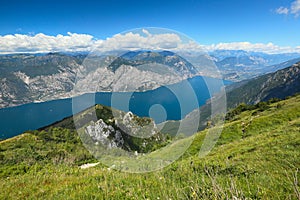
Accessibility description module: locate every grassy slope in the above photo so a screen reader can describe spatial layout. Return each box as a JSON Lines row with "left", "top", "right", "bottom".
{"left": 0, "top": 95, "right": 300, "bottom": 199}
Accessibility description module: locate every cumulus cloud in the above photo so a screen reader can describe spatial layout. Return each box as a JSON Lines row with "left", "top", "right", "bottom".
{"left": 0, "top": 31, "right": 299, "bottom": 54}
{"left": 275, "top": 0, "right": 300, "bottom": 17}
{"left": 0, "top": 32, "right": 94, "bottom": 54}
{"left": 95, "top": 31, "right": 181, "bottom": 51}
{"left": 0, "top": 31, "right": 183, "bottom": 54}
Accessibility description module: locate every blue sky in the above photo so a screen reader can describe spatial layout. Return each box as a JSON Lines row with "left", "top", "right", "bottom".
{"left": 0, "top": 0, "right": 300, "bottom": 53}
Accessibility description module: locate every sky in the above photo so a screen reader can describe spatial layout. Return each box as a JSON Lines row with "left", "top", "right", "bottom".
{"left": 0, "top": 0, "right": 300, "bottom": 54}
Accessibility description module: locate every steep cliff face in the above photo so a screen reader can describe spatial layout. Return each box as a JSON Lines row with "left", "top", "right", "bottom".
{"left": 0, "top": 51, "right": 198, "bottom": 108}
{"left": 0, "top": 53, "right": 81, "bottom": 107}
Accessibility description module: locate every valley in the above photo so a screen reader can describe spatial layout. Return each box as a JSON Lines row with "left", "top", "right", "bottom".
{"left": 1, "top": 49, "right": 300, "bottom": 199}
{"left": 2, "top": 1, "right": 300, "bottom": 199}
{"left": 1, "top": 50, "right": 299, "bottom": 108}
{"left": 0, "top": 75, "right": 229, "bottom": 139}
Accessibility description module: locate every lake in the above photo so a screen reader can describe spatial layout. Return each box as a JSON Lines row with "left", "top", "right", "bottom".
{"left": 0, "top": 76, "right": 231, "bottom": 139}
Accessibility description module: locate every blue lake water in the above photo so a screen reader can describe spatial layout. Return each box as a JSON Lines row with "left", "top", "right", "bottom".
{"left": 0, "top": 76, "right": 231, "bottom": 139}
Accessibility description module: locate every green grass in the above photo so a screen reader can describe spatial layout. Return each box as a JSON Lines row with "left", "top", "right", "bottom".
{"left": 0, "top": 95, "right": 300, "bottom": 199}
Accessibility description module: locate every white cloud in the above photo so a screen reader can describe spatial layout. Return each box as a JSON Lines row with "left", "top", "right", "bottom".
{"left": 95, "top": 31, "right": 181, "bottom": 51}
{"left": 275, "top": 7, "right": 289, "bottom": 15}
{"left": 0, "top": 31, "right": 299, "bottom": 54}
{"left": 275, "top": 0, "right": 300, "bottom": 17}
{"left": 291, "top": 0, "right": 300, "bottom": 16}
{"left": 0, "top": 32, "right": 94, "bottom": 54}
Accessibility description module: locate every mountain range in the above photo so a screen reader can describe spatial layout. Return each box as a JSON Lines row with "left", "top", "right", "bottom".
{"left": 3, "top": 55, "right": 298, "bottom": 147}
{"left": 1, "top": 47, "right": 300, "bottom": 199}
{"left": 1, "top": 50, "right": 300, "bottom": 108}
{"left": 1, "top": 50, "right": 300, "bottom": 142}
{"left": 0, "top": 51, "right": 198, "bottom": 108}
{"left": 211, "top": 50, "right": 300, "bottom": 81}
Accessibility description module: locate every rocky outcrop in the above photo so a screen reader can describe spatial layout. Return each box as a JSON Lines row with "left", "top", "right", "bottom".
{"left": 85, "top": 119, "right": 124, "bottom": 149}
{"left": 84, "top": 110, "right": 163, "bottom": 152}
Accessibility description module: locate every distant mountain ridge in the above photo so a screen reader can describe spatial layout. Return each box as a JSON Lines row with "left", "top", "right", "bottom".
{"left": 0, "top": 50, "right": 299, "bottom": 108}
{"left": 109, "top": 50, "right": 197, "bottom": 74}
{"left": 210, "top": 50, "right": 300, "bottom": 64}
{"left": 0, "top": 51, "right": 198, "bottom": 108}
{"left": 210, "top": 50, "right": 300, "bottom": 81}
